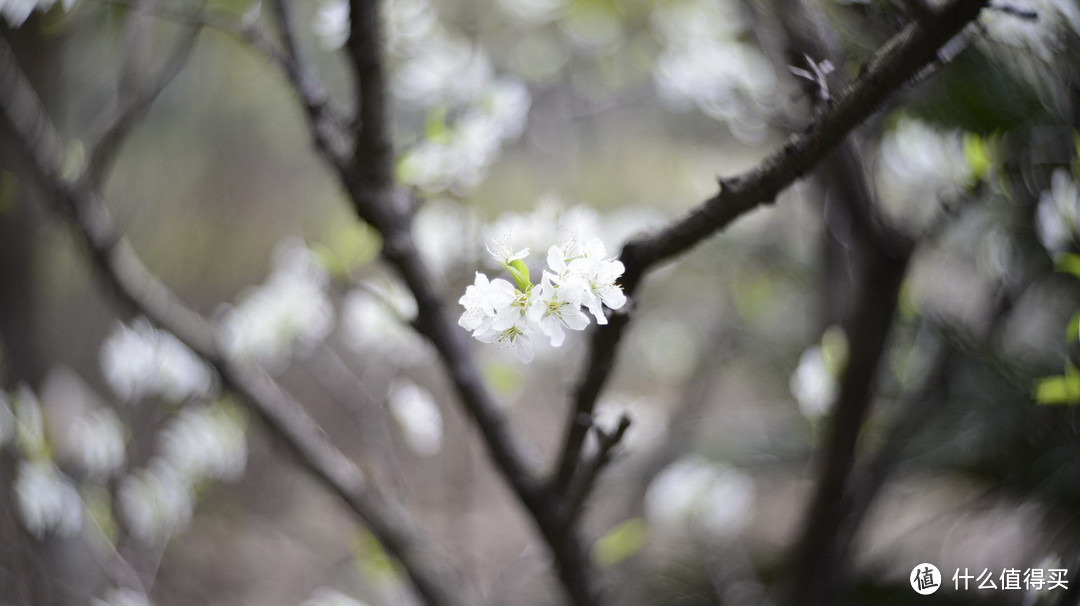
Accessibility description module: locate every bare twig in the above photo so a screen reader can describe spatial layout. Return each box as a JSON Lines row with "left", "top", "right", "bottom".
{"left": 553, "top": 0, "right": 989, "bottom": 497}
{"left": 561, "top": 415, "right": 632, "bottom": 530}
{"left": 0, "top": 37, "right": 471, "bottom": 606}
{"left": 81, "top": 0, "right": 202, "bottom": 190}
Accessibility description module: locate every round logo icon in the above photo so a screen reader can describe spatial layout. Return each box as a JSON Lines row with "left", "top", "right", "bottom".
{"left": 910, "top": 563, "right": 942, "bottom": 595}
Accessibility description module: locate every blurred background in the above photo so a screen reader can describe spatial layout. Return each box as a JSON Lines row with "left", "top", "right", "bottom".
{"left": 1, "top": 0, "right": 1080, "bottom": 604}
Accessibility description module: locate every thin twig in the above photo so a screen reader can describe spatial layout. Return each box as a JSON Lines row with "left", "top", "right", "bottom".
{"left": 561, "top": 415, "right": 632, "bottom": 530}
{"left": 0, "top": 37, "right": 471, "bottom": 606}
{"left": 81, "top": 0, "right": 202, "bottom": 190}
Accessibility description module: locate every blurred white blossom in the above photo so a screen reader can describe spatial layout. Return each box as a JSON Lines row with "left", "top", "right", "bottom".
{"left": 496, "top": 0, "right": 566, "bottom": 26}
{"left": 101, "top": 319, "right": 215, "bottom": 403}
{"left": 645, "top": 457, "right": 755, "bottom": 538}
{"left": 981, "top": 0, "right": 1080, "bottom": 62}
{"left": 789, "top": 327, "right": 848, "bottom": 420}
{"left": 342, "top": 282, "right": 428, "bottom": 363}
{"left": 399, "top": 78, "right": 532, "bottom": 194}
{"left": 13, "top": 385, "right": 47, "bottom": 458}
{"left": 158, "top": 403, "right": 247, "bottom": 483}
{"left": 0, "top": 0, "right": 76, "bottom": 28}
{"left": 1035, "top": 168, "right": 1080, "bottom": 254}
{"left": 876, "top": 117, "right": 974, "bottom": 232}
{"left": 15, "top": 459, "right": 83, "bottom": 539}
{"left": 118, "top": 459, "right": 195, "bottom": 543}
{"left": 413, "top": 200, "right": 482, "bottom": 278}
{"left": 219, "top": 239, "right": 334, "bottom": 371}
{"left": 69, "top": 407, "right": 127, "bottom": 478}
{"left": 388, "top": 382, "right": 443, "bottom": 456}
{"left": 313, "top": 0, "right": 349, "bottom": 50}
{"left": 651, "top": 0, "right": 777, "bottom": 142}
{"left": 302, "top": 588, "right": 369, "bottom": 606}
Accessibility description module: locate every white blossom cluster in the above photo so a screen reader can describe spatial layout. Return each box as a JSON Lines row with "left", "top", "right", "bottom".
{"left": 650, "top": 0, "right": 778, "bottom": 143}
{"left": 218, "top": 238, "right": 334, "bottom": 371}
{"left": 118, "top": 402, "right": 247, "bottom": 543}
{"left": 0, "top": 0, "right": 75, "bottom": 27}
{"left": 101, "top": 318, "right": 215, "bottom": 403}
{"left": 459, "top": 236, "right": 626, "bottom": 362}
{"left": 1035, "top": 168, "right": 1080, "bottom": 255}
{"left": 645, "top": 457, "right": 755, "bottom": 539}
{"left": 876, "top": 117, "right": 976, "bottom": 232}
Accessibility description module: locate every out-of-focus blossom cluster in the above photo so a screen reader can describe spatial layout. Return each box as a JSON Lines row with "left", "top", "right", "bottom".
{"left": 301, "top": 588, "right": 369, "bottom": 606}
{"left": 387, "top": 381, "right": 443, "bottom": 455}
{"left": 645, "top": 457, "right": 755, "bottom": 539}
{"left": 67, "top": 407, "right": 126, "bottom": 478}
{"left": 0, "top": 0, "right": 75, "bottom": 28}
{"left": 398, "top": 78, "right": 532, "bottom": 193}
{"left": 875, "top": 117, "right": 977, "bottom": 232}
{"left": 118, "top": 401, "right": 247, "bottom": 543}
{"left": 981, "top": 0, "right": 1080, "bottom": 62}
{"left": 459, "top": 236, "right": 625, "bottom": 362}
{"left": 218, "top": 238, "right": 334, "bottom": 371}
{"left": 101, "top": 319, "right": 215, "bottom": 403}
{"left": 15, "top": 459, "right": 83, "bottom": 539}
{"left": 341, "top": 280, "right": 429, "bottom": 364}
{"left": 789, "top": 326, "right": 847, "bottom": 420}
{"left": 6, "top": 387, "right": 83, "bottom": 538}
{"left": 315, "top": 0, "right": 532, "bottom": 194}
{"left": 1036, "top": 168, "right": 1080, "bottom": 255}
{"left": 650, "top": 0, "right": 778, "bottom": 143}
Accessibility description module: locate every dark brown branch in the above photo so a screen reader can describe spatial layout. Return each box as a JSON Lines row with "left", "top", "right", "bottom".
{"left": 0, "top": 38, "right": 471, "bottom": 606}
{"left": 553, "top": 0, "right": 989, "bottom": 495}
{"left": 266, "top": 0, "right": 352, "bottom": 166}
{"left": 346, "top": 0, "right": 394, "bottom": 187}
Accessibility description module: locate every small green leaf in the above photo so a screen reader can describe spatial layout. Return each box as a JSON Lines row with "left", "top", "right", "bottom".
{"left": 592, "top": 518, "right": 648, "bottom": 568}
{"left": 1033, "top": 374, "right": 1080, "bottom": 405}
{"left": 963, "top": 132, "right": 990, "bottom": 182}
{"left": 424, "top": 108, "right": 452, "bottom": 144}
{"left": 1055, "top": 253, "right": 1080, "bottom": 281}
{"left": 351, "top": 529, "right": 400, "bottom": 583}
{"left": 1067, "top": 310, "right": 1080, "bottom": 344}
{"left": 506, "top": 259, "right": 532, "bottom": 291}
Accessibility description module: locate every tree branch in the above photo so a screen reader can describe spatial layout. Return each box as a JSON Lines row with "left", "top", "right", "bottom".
{"left": 561, "top": 415, "right": 632, "bottom": 530}
{"left": 553, "top": 0, "right": 989, "bottom": 495}
{"left": 0, "top": 37, "right": 471, "bottom": 606}
{"left": 81, "top": 0, "right": 202, "bottom": 190}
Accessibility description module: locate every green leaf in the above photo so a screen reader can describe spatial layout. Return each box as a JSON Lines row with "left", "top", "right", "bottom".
{"left": 592, "top": 518, "right": 648, "bottom": 568}
{"left": 506, "top": 259, "right": 532, "bottom": 291}
{"left": 1067, "top": 310, "right": 1080, "bottom": 344}
{"left": 963, "top": 132, "right": 990, "bottom": 182}
{"left": 424, "top": 107, "right": 452, "bottom": 144}
{"left": 1033, "top": 374, "right": 1080, "bottom": 405}
{"left": 1055, "top": 253, "right": 1080, "bottom": 281}
{"left": 351, "top": 529, "right": 400, "bottom": 583}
